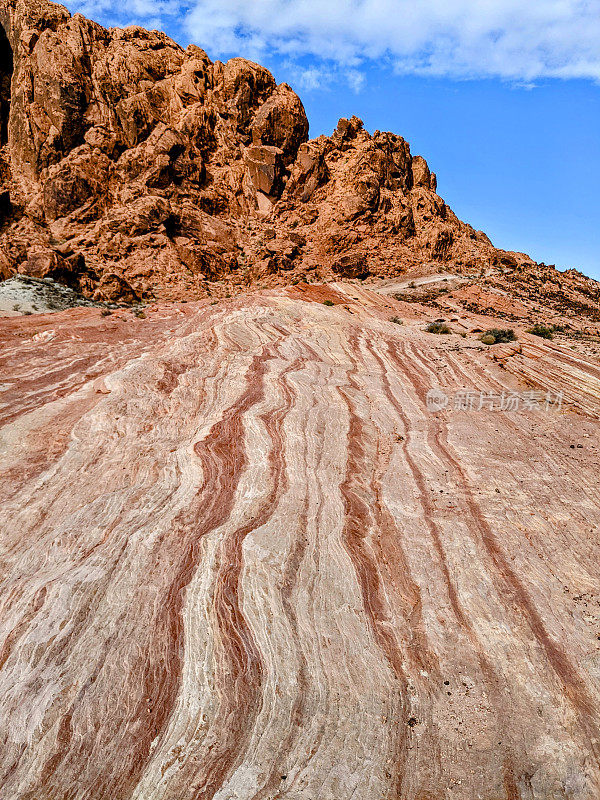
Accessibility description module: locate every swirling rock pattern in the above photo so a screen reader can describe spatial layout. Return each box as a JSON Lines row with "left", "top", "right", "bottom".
{"left": 1, "top": 284, "right": 600, "bottom": 799}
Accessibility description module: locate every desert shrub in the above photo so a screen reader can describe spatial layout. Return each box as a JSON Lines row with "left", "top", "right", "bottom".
{"left": 426, "top": 321, "right": 452, "bottom": 334}
{"left": 101, "top": 308, "right": 112, "bottom": 316}
{"left": 323, "top": 299, "right": 335, "bottom": 306}
{"left": 527, "top": 324, "right": 555, "bottom": 340}
{"left": 390, "top": 316, "right": 403, "bottom": 325}
{"left": 480, "top": 328, "right": 516, "bottom": 345}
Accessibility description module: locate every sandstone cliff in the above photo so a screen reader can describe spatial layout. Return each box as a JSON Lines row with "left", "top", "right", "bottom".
{"left": 0, "top": 0, "right": 549, "bottom": 304}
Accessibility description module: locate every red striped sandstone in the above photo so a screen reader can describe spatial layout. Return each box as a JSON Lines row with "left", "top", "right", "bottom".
{"left": 1, "top": 284, "right": 600, "bottom": 799}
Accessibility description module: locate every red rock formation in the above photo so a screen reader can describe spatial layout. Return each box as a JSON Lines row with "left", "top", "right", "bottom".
{"left": 0, "top": 0, "right": 547, "bottom": 304}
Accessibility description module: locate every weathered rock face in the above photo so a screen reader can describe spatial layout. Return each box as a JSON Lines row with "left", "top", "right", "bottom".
{"left": 0, "top": 22, "right": 10, "bottom": 145}
{"left": 0, "top": 0, "right": 545, "bottom": 302}
{"left": 0, "top": 0, "right": 310, "bottom": 299}
{"left": 244, "top": 144, "right": 285, "bottom": 196}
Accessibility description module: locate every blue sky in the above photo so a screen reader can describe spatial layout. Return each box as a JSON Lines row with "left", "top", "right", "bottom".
{"left": 68, "top": 0, "right": 600, "bottom": 280}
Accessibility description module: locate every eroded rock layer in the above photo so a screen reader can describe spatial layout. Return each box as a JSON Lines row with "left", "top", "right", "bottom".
{"left": 1, "top": 285, "right": 600, "bottom": 799}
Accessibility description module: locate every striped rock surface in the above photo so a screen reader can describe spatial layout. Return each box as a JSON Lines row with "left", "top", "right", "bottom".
{"left": 1, "top": 284, "right": 600, "bottom": 800}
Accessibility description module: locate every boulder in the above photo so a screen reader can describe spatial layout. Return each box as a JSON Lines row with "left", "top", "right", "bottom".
{"left": 43, "top": 147, "right": 112, "bottom": 220}
{"left": 265, "top": 237, "right": 300, "bottom": 259}
{"left": 331, "top": 253, "right": 370, "bottom": 279}
{"left": 333, "top": 116, "right": 363, "bottom": 144}
{"left": 244, "top": 144, "right": 285, "bottom": 197}
{"left": 0, "top": 249, "right": 14, "bottom": 280}
{"left": 411, "top": 155, "right": 430, "bottom": 188}
{"left": 93, "top": 272, "right": 140, "bottom": 303}
{"left": 250, "top": 84, "right": 309, "bottom": 161}
{"left": 103, "top": 196, "right": 173, "bottom": 237}
{"left": 217, "top": 58, "right": 276, "bottom": 129}
{"left": 18, "top": 246, "right": 68, "bottom": 279}
{"left": 284, "top": 142, "right": 329, "bottom": 202}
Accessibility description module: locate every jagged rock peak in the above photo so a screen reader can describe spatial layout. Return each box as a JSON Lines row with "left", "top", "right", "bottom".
{"left": 0, "top": 0, "right": 533, "bottom": 300}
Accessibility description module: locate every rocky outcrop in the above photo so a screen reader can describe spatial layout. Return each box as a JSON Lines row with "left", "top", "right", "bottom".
{"left": 0, "top": 0, "right": 311, "bottom": 299}
{"left": 0, "top": 0, "right": 541, "bottom": 302}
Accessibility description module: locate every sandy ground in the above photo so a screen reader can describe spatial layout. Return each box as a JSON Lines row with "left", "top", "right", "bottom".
{"left": 372, "top": 272, "right": 473, "bottom": 295}
{"left": 0, "top": 276, "right": 100, "bottom": 317}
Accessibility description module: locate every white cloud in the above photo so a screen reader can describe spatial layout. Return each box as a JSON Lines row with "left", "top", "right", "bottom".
{"left": 68, "top": 0, "right": 180, "bottom": 31}
{"left": 283, "top": 63, "right": 366, "bottom": 92}
{"left": 287, "top": 66, "right": 332, "bottom": 91}
{"left": 185, "top": 0, "right": 600, "bottom": 83}
{"left": 347, "top": 69, "right": 366, "bottom": 92}
{"left": 66, "top": 0, "right": 600, "bottom": 85}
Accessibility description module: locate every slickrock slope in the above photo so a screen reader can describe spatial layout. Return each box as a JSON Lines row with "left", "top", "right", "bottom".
{"left": 0, "top": 0, "right": 566, "bottom": 305}
{"left": 2, "top": 285, "right": 600, "bottom": 799}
